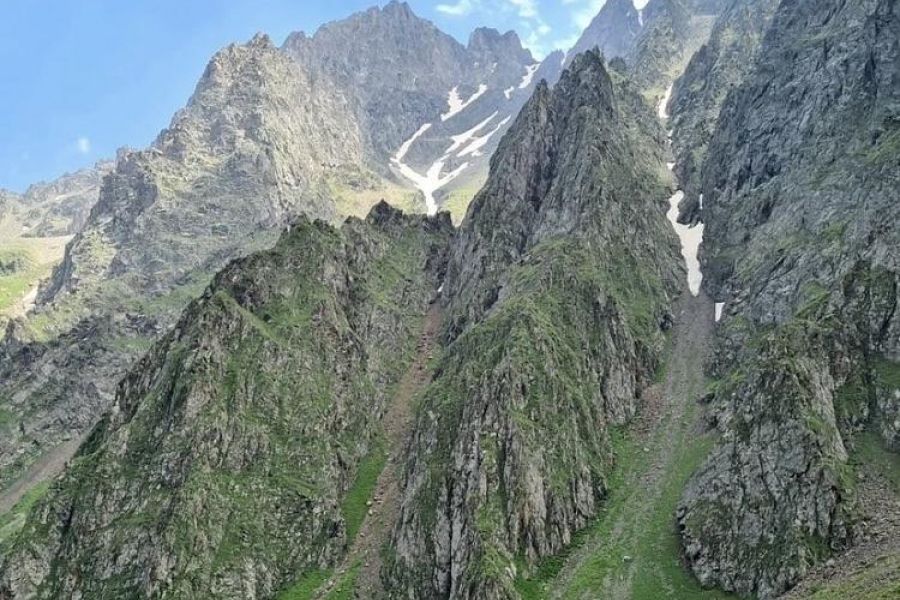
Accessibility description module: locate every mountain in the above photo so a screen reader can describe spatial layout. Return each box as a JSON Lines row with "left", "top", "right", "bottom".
{"left": 567, "top": 0, "right": 721, "bottom": 99}
{"left": 668, "top": 0, "right": 780, "bottom": 223}
{"left": 384, "top": 50, "right": 684, "bottom": 599}
{"left": 566, "top": 0, "right": 644, "bottom": 65}
{"left": 0, "top": 164, "right": 113, "bottom": 338}
{"left": 12, "top": 162, "right": 114, "bottom": 237}
{"left": 0, "top": 204, "right": 452, "bottom": 598}
{"left": 0, "top": 33, "right": 366, "bottom": 499}
{"left": 284, "top": 1, "right": 561, "bottom": 220}
{"left": 0, "top": 2, "right": 557, "bottom": 572}
{"left": 676, "top": 0, "right": 900, "bottom": 597}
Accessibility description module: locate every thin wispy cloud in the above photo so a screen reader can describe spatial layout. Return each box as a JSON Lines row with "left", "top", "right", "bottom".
{"left": 508, "top": 0, "right": 539, "bottom": 19}
{"left": 436, "top": 0, "right": 477, "bottom": 16}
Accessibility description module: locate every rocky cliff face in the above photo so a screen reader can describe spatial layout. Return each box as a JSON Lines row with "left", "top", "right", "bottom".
{"left": 677, "top": 0, "right": 900, "bottom": 597}
{"left": 283, "top": 1, "right": 560, "bottom": 217}
{"left": 567, "top": 0, "right": 644, "bottom": 64}
{"left": 0, "top": 34, "right": 365, "bottom": 496}
{"left": 668, "top": 0, "right": 780, "bottom": 223}
{"left": 384, "top": 51, "right": 684, "bottom": 599}
{"left": 0, "top": 203, "right": 452, "bottom": 599}
{"left": 566, "top": 0, "right": 720, "bottom": 108}
{"left": 12, "top": 162, "right": 114, "bottom": 237}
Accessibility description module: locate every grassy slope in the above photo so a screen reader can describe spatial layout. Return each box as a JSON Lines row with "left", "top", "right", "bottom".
{"left": 0, "top": 213, "right": 70, "bottom": 328}
{"left": 515, "top": 295, "right": 734, "bottom": 600}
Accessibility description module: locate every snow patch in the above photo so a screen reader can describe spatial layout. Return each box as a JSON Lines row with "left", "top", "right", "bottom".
{"left": 633, "top": 0, "right": 651, "bottom": 9}
{"left": 658, "top": 84, "right": 674, "bottom": 120}
{"left": 393, "top": 123, "right": 432, "bottom": 163}
{"left": 715, "top": 303, "right": 725, "bottom": 322}
{"left": 666, "top": 190, "right": 704, "bottom": 296}
{"left": 638, "top": 9, "right": 644, "bottom": 27}
{"left": 446, "top": 113, "right": 498, "bottom": 154}
{"left": 392, "top": 118, "right": 477, "bottom": 215}
{"left": 394, "top": 156, "right": 468, "bottom": 216}
{"left": 518, "top": 63, "right": 540, "bottom": 89}
{"left": 441, "top": 84, "right": 488, "bottom": 122}
{"left": 504, "top": 87, "right": 515, "bottom": 100}
{"left": 458, "top": 116, "right": 512, "bottom": 158}
{"left": 666, "top": 162, "right": 675, "bottom": 172}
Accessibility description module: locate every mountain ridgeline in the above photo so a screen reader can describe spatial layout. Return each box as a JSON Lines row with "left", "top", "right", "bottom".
{"left": 1, "top": 0, "right": 899, "bottom": 599}
{"left": 385, "top": 51, "right": 683, "bottom": 599}
{"left": 0, "top": 1, "right": 548, "bottom": 515}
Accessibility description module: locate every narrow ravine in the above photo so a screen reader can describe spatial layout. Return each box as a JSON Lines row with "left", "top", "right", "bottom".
{"left": 516, "top": 87, "right": 724, "bottom": 599}
{"left": 533, "top": 293, "right": 730, "bottom": 600}
{"left": 313, "top": 304, "right": 443, "bottom": 599}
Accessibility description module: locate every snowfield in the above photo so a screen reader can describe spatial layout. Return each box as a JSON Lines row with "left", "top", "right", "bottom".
{"left": 667, "top": 190, "right": 705, "bottom": 296}
{"left": 441, "top": 84, "right": 488, "bottom": 122}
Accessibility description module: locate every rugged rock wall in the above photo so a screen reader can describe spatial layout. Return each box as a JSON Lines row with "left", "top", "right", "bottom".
{"left": 0, "top": 34, "right": 364, "bottom": 496}
{"left": 9, "top": 162, "right": 114, "bottom": 237}
{"left": 668, "top": 0, "right": 780, "bottom": 223}
{"left": 568, "top": 0, "right": 720, "bottom": 98}
{"left": 384, "top": 51, "right": 684, "bottom": 600}
{"left": 0, "top": 203, "right": 452, "bottom": 599}
{"left": 677, "top": 0, "right": 900, "bottom": 597}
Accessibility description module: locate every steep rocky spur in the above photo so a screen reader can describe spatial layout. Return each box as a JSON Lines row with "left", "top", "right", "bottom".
{"left": 384, "top": 51, "right": 684, "bottom": 600}
{"left": 0, "top": 34, "right": 364, "bottom": 502}
{"left": 0, "top": 203, "right": 452, "bottom": 599}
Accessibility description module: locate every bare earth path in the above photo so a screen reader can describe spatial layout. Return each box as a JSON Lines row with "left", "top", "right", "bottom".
{"left": 544, "top": 292, "right": 733, "bottom": 600}
{"left": 316, "top": 304, "right": 443, "bottom": 599}
{"left": 0, "top": 436, "right": 85, "bottom": 515}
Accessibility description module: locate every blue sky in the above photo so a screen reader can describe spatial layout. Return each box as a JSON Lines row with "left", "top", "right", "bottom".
{"left": 0, "top": 0, "right": 611, "bottom": 192}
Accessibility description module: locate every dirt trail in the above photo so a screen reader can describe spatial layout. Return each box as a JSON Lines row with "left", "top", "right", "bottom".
{"left": 0, "top": 436, "right": 85, "bottom": 515}
{"left": 549, "top": 292, "right": 727, "bottom": 599}
{"left": 316, "top": 303, "right": 443, "bottom": 599}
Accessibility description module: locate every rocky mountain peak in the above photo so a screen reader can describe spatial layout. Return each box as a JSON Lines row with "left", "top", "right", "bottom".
{"left": 467, "top": 27, "right": 533, "bottom": 65}
{"left": 568, "top": 0, "right": 642, "bottom": 63}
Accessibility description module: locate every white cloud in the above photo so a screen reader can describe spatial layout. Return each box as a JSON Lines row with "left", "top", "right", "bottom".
{"left": 436, "top": 0, "right": 477, "bottom": 16}
{"left": 76, "top": 137, "right": 91, "bottom": 154}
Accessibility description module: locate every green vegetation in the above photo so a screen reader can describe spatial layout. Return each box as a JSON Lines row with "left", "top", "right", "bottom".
{"left": 862, "top": 127, "right": 900, "bottom": 167}
{"left": 0, "top": 481, "right": 50, "bottom": 548}
{"left": 801, "top": 553, "right": 900, "bottom": 599}
{"left": 277, "top": 561, "right": 362, "bottom": 600}
{"left": 0, "top": 248, "right": 40, "bottom": 313}
{"left": 874, "top": 358, "right": 900, "bottom": 392}
{"left": 326, "top": 169, "right": 422, "bottom": 220}
{"left": 850, "top": 432, "right": 900, "bottom": 493}
{"left": 341, "top": 436, "right": 387, "bottom": 541}
{"left": 442, "top": 181, "right": 484, "bottom": 225}
{"left": 324, "top": 562, "right": 361, "bottom": 600}
{"left": 516, "top": 381, "right": 732, "bottom": 600}
{"left": 277, "top": 569, "right": 331, "bottom": 600}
